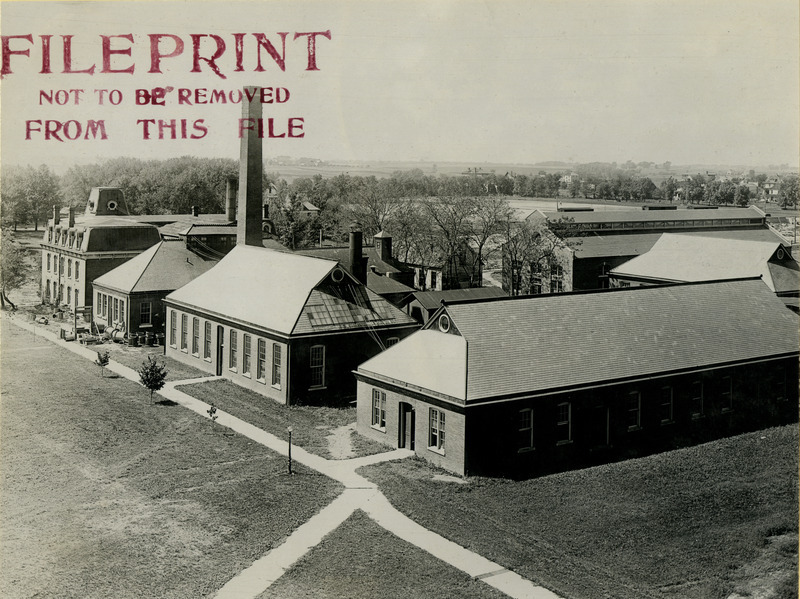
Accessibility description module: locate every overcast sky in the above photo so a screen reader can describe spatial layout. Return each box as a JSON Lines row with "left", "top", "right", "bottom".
{"left": 1, "top": 0, "right": 798, "bottom": 171}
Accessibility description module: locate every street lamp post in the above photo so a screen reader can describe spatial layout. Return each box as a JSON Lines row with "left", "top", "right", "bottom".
{"left": 287, "top": 426, "right": 293, "bottom": 474}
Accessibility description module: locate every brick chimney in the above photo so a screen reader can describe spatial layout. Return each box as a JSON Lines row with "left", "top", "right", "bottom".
{"left": 191, "top": 205, "right": 200, "bottom": 217}
{"left": 68, "top": 206, "right": 75, "bottom": 228}
{"left": 52, "top": 205, "right": 60, "bottom": 225}
{"left": 349, "top": 229, "right": 368, "bottom": 284}
{"left": 225, "top": 177, "right": 237, "bottom": 222}
{"left": 237, "top": 86, "right": 263, "bottom": 247}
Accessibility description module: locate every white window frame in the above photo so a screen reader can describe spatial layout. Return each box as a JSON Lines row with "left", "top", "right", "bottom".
{"left": 192, "top": 317, "right": 200, "bottom": 356}
{"left": 169, "top": 311, "right": 177, "bottom": 347}
{"left": 140, "top": 302, "right": 152, "bottom": 325}
{"left": 428, "top": 407, "right": 445, "bottom": 453}
{"left": 371, "top": 389, "right": 386, "bottom": 431}
{"left": 204, "top": 321, "right": 212, "bottom": 361}
{"left": 229, "top": 330, "right": 238, "bottom": 371}
{"left": 271, "top": 343, "right": 281, "bottom": 387}
{"left": 256, "top": 338, "right": 266, "bottom": 382}
{"left": 309, "top": 345, "right": 325, "bottom": 388}
{"left": 556, "top": 402, "right": 572, "bottom": 445}
{"left": 180, "top": 313, "right": 188, "bottom": 352}
{"left": 242, "top": 334, "right": 252, "bottom": 376}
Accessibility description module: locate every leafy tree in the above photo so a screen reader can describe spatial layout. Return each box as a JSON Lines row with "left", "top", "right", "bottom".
{"left": 465, "top": 196, "right": 513, "bottom": 286}
{"left": 95, "top": 350, "right": 110, "bottom": 377}
{"left": 1, "top": 164, "right": 61, "bottom": 230}
{"left": 778, "top": 175, "right": 799, "bottom": 209}
{"left": 660, "top": 177, "right": 678, "bottom": 203}
{"left": 138, "top": 355, "right": 168, "bottom": 402}
{"left": 734, "top": 184, "right": 751, "bottom": 207}
{"left": 0, "top": 230, "right": 28, "bottom": 310}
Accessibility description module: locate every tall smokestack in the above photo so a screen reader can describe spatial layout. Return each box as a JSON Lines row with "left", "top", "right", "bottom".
{"left": 237, "top": 86, "right": 263, "bottom": 246}
{"left": 225, "top": 177, "right": 237, "bottom": 222}
{"left": 349, "top": 229, "right": 367, "bottom": 284}
{"left": 68, "top": 206, "right": 75, "bottom": 228}
{"left": 53, "top": 205, "right": 60, "bottom": 225}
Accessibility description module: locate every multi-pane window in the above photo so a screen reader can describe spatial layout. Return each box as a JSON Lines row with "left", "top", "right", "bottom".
{"left": 659, "top": 386, "right": 673, "bottom": 424}
{"left": 67, "top": 287, "right": 71, "bottom": 305}
{"left": 256, "top": 339, "right": 266, "bottom": 381}
{"left": 272, "top": 343, "right": 281, "bottom": 386}
{"left": 518, "top": 408, "right": 533, "bottom": 450}
{"left": 96, "top": 292, "right": 101, "bottom": 310}
{"left": 429, "top": 408, "right": 445, "bottom": 451}
{"left": 67, "top": 259, "right": 72, "bottom": 278}
{"left": 372, "top": 389, "right": 386, "bottom": 429}
{"left": 386, "top": 337, "right": 399, "bottom": 347}
{"left": 192, "top": 318, "right": 200, "bottom": 355}
{"left": 113, "top": 298, "right": 119, "bottom": 321}
{"left": 430, "top": 271, "right": 438, "bottom": 289}
{"left": 59, "top": 256, "right": 64, "bottom": 274}
{"left": 140, "top": 302, "right": 152, "bottom": 325}
{"left": 309, "top": 345, "right": 325, "bottom": 387}
{"left": 229, "top": 330, "right": 238, "bottom": 370}
{"left": 47, "top": 253, "right": 51, "bottom": 271}
{"left": 556, "top": 402, "right": 572, "bottom": 444}
{"left": 119, "top": 300, "right": 125, "bottom": 322}
{"left": 720, "top": 376, "right": 732, "bottom": 411}
{"left": 242, "top": 334, "right": 251, "bottom": 375}
{"left": 180, "top": 313, "right": 188, "bottom": 351}
{"left": 170, "top": 311, "right": 177, "bottom": 347}
{"left": 627, "top": 391, "right": 641, "bottom": 430}
{"left": 690, "top": 380, "right": 704, "bottom": 418}
{"left": 74, "top": 261, "right": 79, "bottom": 280}
{"left": 204, "top": 322, "right": 212, "bottom": 360}
{"left": 551, "top": 279, "right": 564, "bottom": 293}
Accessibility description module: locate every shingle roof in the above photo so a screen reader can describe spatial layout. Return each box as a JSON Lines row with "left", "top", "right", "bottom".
{"left": 610, "top": 234, "right": 798, "bottom": 292}
{"left": 165, "top": 245, "right": 416, "bottom": 336}
{"left": 297, "top": 246, "right": 411, "bottom": 275}
{"left": 92, "top": 241, "right": 218, "bottom": 294}
{"left": 358, "top": 280, "right": 798, "bottom": 403}
{"left": 367, "top": 272, "right": 415, "bottom": 295}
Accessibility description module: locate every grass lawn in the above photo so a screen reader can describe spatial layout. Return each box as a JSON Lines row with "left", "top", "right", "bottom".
{"left": 99, "top": 341, "right": 211, "bottom": 382}
{"left": 0, "top": 322, "right": 341, "bottom": 599}
{"left": 263, "top": 510, "right": 509, "bottom": 599}
{"left": 359, "top": 426, "right": 799, "bottom": 599}
{"left": 178, "top": 379, "right": 388, "bottom": 460}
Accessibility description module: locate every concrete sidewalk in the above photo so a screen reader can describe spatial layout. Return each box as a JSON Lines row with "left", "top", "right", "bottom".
{"left": 3, "top": 314, "right": 563, "bottom": 599}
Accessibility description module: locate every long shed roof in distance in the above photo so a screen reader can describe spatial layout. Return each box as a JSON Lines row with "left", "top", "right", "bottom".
{"left": 358, "top": 279, "right": 798, "bottom": 403}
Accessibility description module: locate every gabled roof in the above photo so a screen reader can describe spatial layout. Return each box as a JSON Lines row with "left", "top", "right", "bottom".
{"left": 610, "top": 234, "right": 798, "bottom": 292}
{"left": 92, "top": 241, "right": 218, "bottom": 294}
{"left": 410, "top": 286, "right": 507, "bottom": 310}
{"left": 165, "top": 245, "right": 416, "bottom": 336}
{"left": 367, "top": 272, "right": 415, "bottom": 295}
{"left": 297, "top": 246, "right": 411, "bottom": 275}
{"left": 357, "top": 280, "right": 798, "bottom": 403}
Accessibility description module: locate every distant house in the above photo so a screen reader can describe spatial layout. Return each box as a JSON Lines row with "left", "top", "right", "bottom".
{"left": 609, "top": 234, "right": 799, "bottom": 300}
{"left": 164, "top": 245, "right": 419, "bottom": 406}
{"left": 405, "top": 286, "right": 507, "bottom": 323}
{"left": 355, "top": 279, "right": 798, "bottom": 477}
{"left": 407, "top": 239, "right": 478, "bottom": 291}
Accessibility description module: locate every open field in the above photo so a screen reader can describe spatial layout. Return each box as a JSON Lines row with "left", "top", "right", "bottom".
{"left": 179, "top": 379, "right": 387, "bottom": 460}
{"left": 264, "top": 510, "right": 509, "bottom": 599}
{"left": 359, "top": 426, "right": 799, "bottom": 599}
{"left": 0, "top": 322, "right": 341, "bottom": 599}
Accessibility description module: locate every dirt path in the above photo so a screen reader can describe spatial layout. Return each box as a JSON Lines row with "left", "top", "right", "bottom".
{"left": 326, "top": 423, "right": 356, "bottom": 459}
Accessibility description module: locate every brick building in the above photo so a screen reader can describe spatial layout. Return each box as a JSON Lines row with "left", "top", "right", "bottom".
{"left": 355, "top": 279, "right": 798, "bottom": 477}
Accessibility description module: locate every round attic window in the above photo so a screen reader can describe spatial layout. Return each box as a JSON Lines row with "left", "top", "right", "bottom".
{"left": 107, "top": 200, "right": 118, "bottom": 211}
{"left": 776, "top": 247, "right": 786, "bottom": 260}
{"left": 438, "top": 314, "right": 451, "bottom": 333}
{"left": 331, "top": 267, "right": 345, "bottom": 283}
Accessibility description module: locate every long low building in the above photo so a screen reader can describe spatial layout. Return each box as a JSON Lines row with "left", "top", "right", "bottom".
{"left": 355, "top": 279, "right": 799, "bottom": 477}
